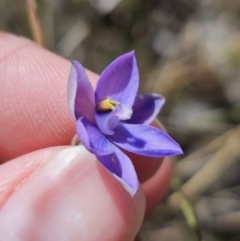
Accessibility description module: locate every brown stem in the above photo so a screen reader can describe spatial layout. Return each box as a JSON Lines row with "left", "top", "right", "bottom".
{"left": 25, "top": 0, "right": 45, "bottom": 47}
{"left": 168, "top": 125, "right": 240, "bottom": 209}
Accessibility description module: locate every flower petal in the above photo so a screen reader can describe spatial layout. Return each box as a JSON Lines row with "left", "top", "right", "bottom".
{"left": 96, "top": 153, "right": 122, "bottom": 179}
{"left": 113, "top": 147, "right": 139, "bottom": 195}
{"left": 95, "top": 51, "right": 139, "bottom": 107}
{"left": 67, "top": 61, "right": 95, "bottom": 122}
{"left": 109, "top": 123, "right": 183, "bottom": 157}
{"left": 97, "top": 146, "right": 138, "bottom": 196}
{"left": 126, "top": 94, "right": 165, "bottom": 124}
{"left": 76, "top": 117, "right": 114, "bottom": 155}
{"left": 95, "top": 112, "right": 119, "bottom": 135}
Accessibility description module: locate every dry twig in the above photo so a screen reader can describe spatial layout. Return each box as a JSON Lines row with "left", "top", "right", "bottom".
{"left": 25, "top": 0, "right": 45, "bottom": 47}
{"left": 175, "top": 127, "right": 234, "bottom": 176}
{"left": 168, "top": 125, "right": 240, "bottom": 209}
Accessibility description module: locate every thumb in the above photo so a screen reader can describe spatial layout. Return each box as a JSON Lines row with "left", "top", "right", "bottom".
{"left": 0, "top": 146, "right": 145, "bottom": 241}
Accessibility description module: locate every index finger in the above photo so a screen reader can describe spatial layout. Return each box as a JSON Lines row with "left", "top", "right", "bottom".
{"left": 0, "top": 32, "right": 98, "bottom": 162}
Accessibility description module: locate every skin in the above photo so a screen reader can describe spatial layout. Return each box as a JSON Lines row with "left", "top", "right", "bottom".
{"left": 0, "top": 32, "right": 172, "bottom": 240}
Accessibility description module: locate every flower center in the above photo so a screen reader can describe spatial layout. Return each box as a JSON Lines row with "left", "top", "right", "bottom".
{"left": 96, "top": 98, "right": 132, "bottom": 120}
{"left": 96, "top": 98, "right": 119, "bottom": 113}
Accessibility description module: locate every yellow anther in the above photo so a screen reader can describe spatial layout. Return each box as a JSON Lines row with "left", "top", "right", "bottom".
{"left": 96, "top": 98, "right": 119, "bottom": 113}
{"left": 109, "top": 99, "right": 119, "bottom": 106}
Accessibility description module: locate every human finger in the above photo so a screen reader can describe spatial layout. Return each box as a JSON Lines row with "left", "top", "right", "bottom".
{"left": 0, "top": 146, "right": 145, "bottom": 241}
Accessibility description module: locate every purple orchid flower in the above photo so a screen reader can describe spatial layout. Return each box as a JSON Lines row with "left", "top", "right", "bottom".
{"left": 67, "top": 52, "right": 182, "bottom": 195}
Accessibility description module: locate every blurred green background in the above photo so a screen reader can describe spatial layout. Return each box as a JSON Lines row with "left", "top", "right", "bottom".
{"left": 1, "top": 0, "right": 240, "bottom": 240}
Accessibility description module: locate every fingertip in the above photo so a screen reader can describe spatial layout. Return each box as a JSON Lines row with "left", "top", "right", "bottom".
{"left": 142, "top": 158, "right": 172, "bottom": 210}
{"left": 128, "top": 152, "right": 163, "bottom": 183}
{"left": 0, "top": 146, "right": 145, "bottom": 240}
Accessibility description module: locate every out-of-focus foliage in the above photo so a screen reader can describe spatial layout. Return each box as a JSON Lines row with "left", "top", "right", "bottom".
{"left": 1, "top": 0, "right": 240, "bottom": 240}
